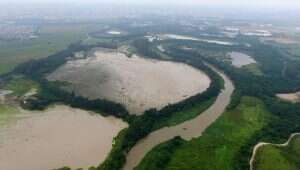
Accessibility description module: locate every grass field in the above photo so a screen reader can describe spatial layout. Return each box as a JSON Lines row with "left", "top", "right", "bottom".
{"left": 0, "top": 76, "right": 34, "bottom": 125}
{"left": 254, "top": 135, "right": 300, "bottom": 170}
{"left": 136, "top": 96, "right": 272, "bottom": 170}
{"left": 0, "top": 24, "right": 101, "bottom": 75}
{"left": 82, "top": 36, "right": 114, "bottom": 45}
{"left": 4, "top": 76, "right": 39, "bottom": 97}
{"left": 242, "top": 64, "right": 264, "bottom": 76}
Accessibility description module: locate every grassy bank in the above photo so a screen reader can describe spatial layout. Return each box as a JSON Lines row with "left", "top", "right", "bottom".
{"left": 152, "top": 98, "right": 215, "bottom": 129}
{"left": 135, "top": 137, "right": 184, "bottom": 170}
{"left": 254, "top": 135, "right": 300, "bottom": 170}
{"left": 135, "top": 96, "right": 272, "bottom": 170}
{"left": 3, "top": 76, "right": 39, "bottom": 97}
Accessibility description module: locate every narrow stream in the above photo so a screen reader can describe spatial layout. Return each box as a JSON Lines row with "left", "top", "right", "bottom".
{"left": 123, "top": 66, "right": 235, "bottom": 170}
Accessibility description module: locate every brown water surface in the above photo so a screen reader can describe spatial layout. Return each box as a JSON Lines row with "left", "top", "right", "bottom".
{"left": 48, "top": 50, "right": 211, "bottom": 115}
{"left": 0, "top": 105, "right": 127, "bottom": 170}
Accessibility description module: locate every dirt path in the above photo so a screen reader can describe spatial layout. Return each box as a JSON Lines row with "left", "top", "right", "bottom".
{"left": 249, "top": 133, "right": 300, "bottom": 170}
{"left": 123, "top": 65, "right": 234, "bottom": 170}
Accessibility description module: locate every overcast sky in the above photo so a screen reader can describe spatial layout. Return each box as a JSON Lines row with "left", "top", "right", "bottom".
{"left": 1, "top": 0, "right": 300, "bottom": 9}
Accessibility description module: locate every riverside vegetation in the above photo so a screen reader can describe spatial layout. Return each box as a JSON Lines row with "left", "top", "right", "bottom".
{"left": 132, "top": 36, "right": 300, "bottom": 170}
{"left": 0, "top": 35, "right": 223, "bottom": 170}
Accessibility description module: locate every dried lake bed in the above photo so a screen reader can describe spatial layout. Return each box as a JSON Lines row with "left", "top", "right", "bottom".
{"left": 0, "top": 105, "right": 127, "bottom": 170}
{"left": 48, "top": 50, "right": 211, "bottom": 115}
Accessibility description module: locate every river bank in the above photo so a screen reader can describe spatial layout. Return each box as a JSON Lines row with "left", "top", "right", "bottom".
{"left": 123, "top": 66, "right": 234, "bottom": 170}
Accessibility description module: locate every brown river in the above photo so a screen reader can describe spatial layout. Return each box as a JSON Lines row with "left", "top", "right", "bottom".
{"left": 123, "top": 66, "right": 235, "bottom": 170}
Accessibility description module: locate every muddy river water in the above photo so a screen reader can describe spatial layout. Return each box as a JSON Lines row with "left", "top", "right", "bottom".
{"left": 123, "top": 66, "right": 234, "bottom": 170}
{"left": 0, "top": 105, "right": 127, "bottom": 170}
{"left": 48, "top": 50, "right": 211, "bottom": 115}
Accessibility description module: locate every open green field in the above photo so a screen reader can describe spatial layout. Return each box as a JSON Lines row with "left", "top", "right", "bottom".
{"left": 254, "top": 135, "right": 300, "bottom": 170}
{"left": 0, "top": 24, "right": 106, "bottom": 75}
{"left": 82, "top": 36, "right": 114, "bottom": 45}
{"left": 0, "top": 32, "right": 86, "bottom": 75}
{"left": 242, "top": 63, "right": 264, "bottom": 76}
{"left": 135, "top": 96, "right": 272, "bottom": 170}
{"left": 3, "top": 76, "right": 40, "bottom": 97}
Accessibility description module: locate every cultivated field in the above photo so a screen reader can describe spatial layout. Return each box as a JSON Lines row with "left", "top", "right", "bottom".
{"left": 0, "top": 23, "right": 103, "bottom": 75}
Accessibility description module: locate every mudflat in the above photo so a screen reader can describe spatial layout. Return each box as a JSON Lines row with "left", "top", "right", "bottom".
{"left": 48, "top": 50, "right": 211, "bottom": 115}
{"left": 0, "top": 105, "right": 127, "bottom": 170}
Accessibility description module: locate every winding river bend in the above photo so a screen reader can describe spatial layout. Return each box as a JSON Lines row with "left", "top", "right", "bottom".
{"left": 123, "top": 66, "right": 235, "bottom": 170}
